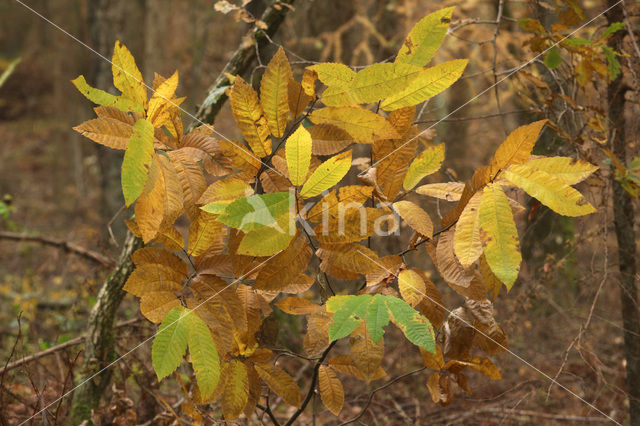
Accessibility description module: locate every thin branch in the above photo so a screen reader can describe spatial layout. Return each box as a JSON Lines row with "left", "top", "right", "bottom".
{"left": 0, "top": 231, "right": 116, "bottom": 267}
{"left": 283, "top": 342, "right": 336, "bottom": 426}
{"left": 0, "top": 318, "right": 140, "bottom": 375}
{"left": 413, "top": 110, "right": 529, "bottom": 124}
{"left": 338, "top": 367, "right": 426, "bottom": 425}
{"left": 257, "top": 403, "right": 281, "bottom": 426}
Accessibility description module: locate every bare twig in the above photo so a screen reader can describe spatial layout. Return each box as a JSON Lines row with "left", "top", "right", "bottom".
{"left": 0, "top": 318, "right": 140, "bottom": 375}
{"left": 0, "top": 231, "right": 115, "bottom": 267}
{"left": 338, "top": 367, "right": 426, "bottom": 425}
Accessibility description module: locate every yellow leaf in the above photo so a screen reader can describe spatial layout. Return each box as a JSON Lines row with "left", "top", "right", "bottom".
{"left": 288, "top": 77, "right": 313, "bottom": 117}
{"left": 392, "top": 200, "right": 433, "bottom": 237}
{"left": 328, "top": 355, "right": 386, "bottom": 381}
{"left": 222, "top": 359, "right": 250, "bottom": 421}
{"left": 316, "top": 243, "right": 381, "bottom": 275}
{"left": 307, "top": 185, "right": 373, "bottom": 222}
{"left": 230, "top": 76, "right": 272, "bottom": 157}
{"left": 381, "top": 60, "right": 468, "bottom": 111}
{"left": 314, "top": 208, "right": 391, "bottom": 244}
{"left": 218, "top": 139, "right": 261, "bottom": 178}
{"left": 304, "top": 310, "right": 331, "bottom": 357}
{"left": 350, "top": 324, "right": 385, "bottom": 382}
{"left": 275, "top": 297, "right": 321, "bottom": 315}
{"left": 254, "top": 363, "right": 301, "bottom": 408}
{"left": 524, "top": 156, "right": 598, "bottom": 185}
{"left": 254, "top": 234, "right": 312, "bottom": 291}
{"left": 398, "top": 269, "right": 427, "bottom": 306}
{"left": 503, "top": 163, "right": 596, "bottom": 217}
{"left": 420, "top": 345, "right": 444, "bottom": 370}
{"left": 147, "top": 71, "right": 179, "bottom": 127}
{"left": 301, "top": 68, "right": 318, "bottom": 96}
{"left": 434, "top": 230, "right": 475, "bottom": 288}
{"left": 260, "top": 46, "right": 292, "bottom": 137}
{"left": 373, "top": 135, "right": 417, "bottom": 200}
{"left": 111, "top": 40, "right": 147, "bottom": 108}
{"left": 134, "top": 158, "right": 165, "bottom": 242}
{"left": 167, "top": 149, "right": 206, "bottom": 220}
{"left": 416, "top": 182, "right": 464, "bottom": 201}
{"left": 73, "top": 117, "right": 134, "bottom": 150}
{"left": 479, "top": 254, "right": 502, "bottom": 300}
{"left": 285, "top": 125, "right": 312, "bottom": 185}
{"left": 71, "top": 75, "right": 144, "bottom": 114}
{"left": 310, "top": 106, "right": 399, "bottom": 143}
{"left": 321, "top": 62, "right": 422, "bottom": 106}
{"left": 395, "top": 7, "right": 455, "bottom": 66}
{"left": 478, "top": 183, "right": 521, "bottom": 289}
{"left": 308, "top": 63, "right": 356, "bottom": 87}
{"left": 300, "top": 150, "right": 352, "bottom": 198}
{"left": 318, "top": 366, "right": 344, "bottom": 416}
{"left": 309, "top": 124, "right": 354, "bottom": 155}
{"left": 403, "top": 144, "right": 445, "bottom": 190}
{"left": 453, "top": 191, "right": 482, "bottom": 266}
{"left": 188, "top": 210, "right": 226, "bottom": 257}
{"left": 488, "top": 120, "right": 547, "bottom": 178}
{"left": 155, "top": 225, "right": 185, "bottom": 251}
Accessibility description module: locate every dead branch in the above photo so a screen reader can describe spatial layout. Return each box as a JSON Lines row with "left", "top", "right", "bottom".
{"left": 0, "top": 231, "right": 115, "bottom": 267}
{"left": 0, "top": 318, "right": 140, "bottom": 375}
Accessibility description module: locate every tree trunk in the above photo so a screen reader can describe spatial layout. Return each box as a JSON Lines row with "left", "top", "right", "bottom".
{"left": 66, "top": 232, "right": 143, "bottom": 425}
{"left": 606, "top": 2, "right": 640, "bottom": 424}
{"left": 66, "top": 2, "right": 296, "bottom": 424}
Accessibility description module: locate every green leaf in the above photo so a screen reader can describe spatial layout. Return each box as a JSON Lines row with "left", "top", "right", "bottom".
{"left": 384, "top": 296, "right": 435, "bottom": 352}
{"left": 403, "top": 144, "right": 445, "bottom": 190}
{"left": 121, "top": 119, "right": 155, "bottom": 206}
{"left": 365, "top": 294, "right": 389, "bottom": 343}
{"left": 187, "top": 312, "right": 220, "bottom": 398}
{"left": 328, "top": 295, "right": 371, "bottom": 342}
{"left": 237, "top": 213, "right": 296, "bottom": 256}
{"left": 71, "top": 75, "right": 144, "bottom": 114}
{"left": 544, "top": 46, "right": 562, "bottom": 70}
{"left": 395, "top": 7, "right": 455, "bottom": 66}
{"left": 218, "top": 192, "right": 293, "bottom": 232}
{"left": 601, "top": 46, "right": 621, "bottom": 81}
{"left": 381, "top": 60, "right": 467, "bottom": 111}
{"left": 478, "top": 183, "right": 521, "bottom": 289}
{"left": 152, "top": 306, "right": 189, "bottom": 380}
{"left": 603, "top": 22, "right": 625, "bottom": 38}
{"left": 563, "top": 37, "right": 592, "bottom": 47}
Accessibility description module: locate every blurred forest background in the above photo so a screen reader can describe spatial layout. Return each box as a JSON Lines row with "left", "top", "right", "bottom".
{"left": 1, "top": 0, "right": 639, "bottom": 424}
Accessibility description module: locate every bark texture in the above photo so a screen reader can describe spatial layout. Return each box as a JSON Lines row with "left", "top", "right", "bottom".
{"left": 606, "top": 2, "right": 640, "bottom": 424}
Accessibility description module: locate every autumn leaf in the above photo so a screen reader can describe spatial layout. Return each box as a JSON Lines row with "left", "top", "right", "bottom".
{"left": 112, "top": 40, "right": 147, "bottom": 109}
{"left": 310, "top": 106, "right": 399, "bottom": 142}
{"left": 72, "top": 75, "right": 144, "bottom": 114}
{"left": 403, "top": 144, "right": 445, "bottom": 190}
{"left": 318, "top": 366, "right": 344, "bottom": 416}
{"left": 285, "top": 125, "right": 312, "bottom": 185}
{"left": 488, "top": 120, "right": 547, "bottom": 178}
{"left": 300, "top": 150, "right": 352, "bottom": 198}
{"left": 381, "top": 60, "right": 468, "bottom": 111}
{"left": 392, "top": 200, "right": 434, "bottom": 237}
{"left": 308, "top": 63, "right": 356, "bottom": 87}
{"left": 395, "top": 7, "right": 455, "bottom": 66}
{"left": 230, "top": 76, "right": 272, "bottom": 157}
{"left": 478, "top": 183, "right": 521, "bottom": 289}
{"left": 261, "top": 46, "right": 292, "bottom": 137}
{"left": 503, "top": 163, "right": 596, "bottom": 217}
